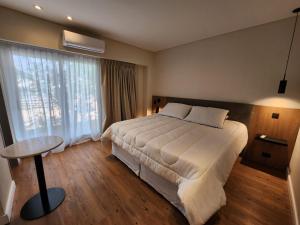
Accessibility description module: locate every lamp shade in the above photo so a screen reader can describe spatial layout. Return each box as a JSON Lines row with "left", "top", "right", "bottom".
{"left": 278, "top": 79, "right": 287, "bottom": 94}
{"left": 277, "top": 8, "right": 299, "bottom": 94}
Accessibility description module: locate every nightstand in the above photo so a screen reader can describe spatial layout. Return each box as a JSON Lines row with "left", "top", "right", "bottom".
{"left": 242, "top": 134, "right": 288, "bottom": 178}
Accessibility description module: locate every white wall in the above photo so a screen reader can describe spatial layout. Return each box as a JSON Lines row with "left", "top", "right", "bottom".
{"left": 154, "top": 18, "right": 300, "bottom": 109}
{"left": 136, "top": 65, "right": 148, "bottom": 117}
{"left": 290, "top": 129, "right": 300, "bottom": 225}
{"left": 0, "top": 127, "right": 13, "bottom": 221}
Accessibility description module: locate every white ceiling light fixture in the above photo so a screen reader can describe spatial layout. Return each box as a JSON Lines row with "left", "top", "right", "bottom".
{"left": 34, "top": 5, "right": 42, "bottom": 10}
{"left": 67, "top": 16, "right": 72, "bottom": 21}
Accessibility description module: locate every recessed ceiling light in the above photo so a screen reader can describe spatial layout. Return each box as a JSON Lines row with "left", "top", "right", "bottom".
{"left": 67, "top": 16, "right": 72, "bottom": 21}
{"left": 34, "top": 5, "right": 42, "bottom": 10}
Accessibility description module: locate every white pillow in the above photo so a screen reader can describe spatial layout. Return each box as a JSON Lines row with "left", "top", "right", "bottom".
{"left": 184, "top": 106, "right": 229, "bottom": 128}
{"left": 159, "top": 103, "right": 191, "bottom": 119}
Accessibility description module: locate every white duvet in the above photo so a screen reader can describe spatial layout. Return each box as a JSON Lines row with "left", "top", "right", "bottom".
{"left": 102, "top": 114, "right": 248, "bottom": 225}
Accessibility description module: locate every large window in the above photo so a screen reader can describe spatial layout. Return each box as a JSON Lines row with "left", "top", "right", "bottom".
{"left": 0, "top": 43, "right": 102, "bottom": 146}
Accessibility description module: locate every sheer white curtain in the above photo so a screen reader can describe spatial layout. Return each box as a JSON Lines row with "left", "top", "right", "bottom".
{"left": 0, "top": 43, "right": 102, "bottom": 148}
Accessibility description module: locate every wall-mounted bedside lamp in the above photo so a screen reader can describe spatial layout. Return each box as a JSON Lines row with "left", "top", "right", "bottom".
{"left": 153, "top": 98, "right": 161, "bottom": 113}
{"left": 278, "top": 7, "right": 300, "bottom": 94}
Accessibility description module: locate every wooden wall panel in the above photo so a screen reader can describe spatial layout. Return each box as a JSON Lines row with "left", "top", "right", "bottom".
{"left": 248, "top": 106, "right": 300, "bottom": 161}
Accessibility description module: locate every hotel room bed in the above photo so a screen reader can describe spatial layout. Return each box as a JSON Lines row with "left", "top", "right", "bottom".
{"left": 102, "top": 114, "right": 248, "bottom": 225}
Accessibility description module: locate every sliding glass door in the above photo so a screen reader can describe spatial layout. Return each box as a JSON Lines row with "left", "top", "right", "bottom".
{"left": 0, "top": 43, "right": 102, "bottom": 146}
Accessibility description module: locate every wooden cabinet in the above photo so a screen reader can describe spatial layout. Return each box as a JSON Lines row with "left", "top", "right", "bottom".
{"left": 243, "top": 135, "right": 288, "bottom": 178}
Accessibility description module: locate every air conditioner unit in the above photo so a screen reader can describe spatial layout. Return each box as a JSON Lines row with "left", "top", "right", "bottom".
{"left": 62, "top": 30, "right": 105, "bottom": 53}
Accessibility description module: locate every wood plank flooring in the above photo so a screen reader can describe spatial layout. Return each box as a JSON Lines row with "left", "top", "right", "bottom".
{"left": 10, "top": 141, "right": 292, "bottom": 225}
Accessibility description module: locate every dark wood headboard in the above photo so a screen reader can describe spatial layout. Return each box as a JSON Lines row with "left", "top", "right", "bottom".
{"left": 152, "top": 96, "right": 300, "bottom": 161}
{"left": 152, "top": 96, "right": 254, "bottom": 127}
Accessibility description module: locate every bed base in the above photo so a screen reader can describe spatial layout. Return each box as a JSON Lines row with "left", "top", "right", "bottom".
{"left": 112, "top": 142, "right": 185, "bottom": 215}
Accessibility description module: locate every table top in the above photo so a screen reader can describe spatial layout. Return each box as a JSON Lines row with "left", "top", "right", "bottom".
{"left": 0, "top": 136, "right": 64, "bottom": 159}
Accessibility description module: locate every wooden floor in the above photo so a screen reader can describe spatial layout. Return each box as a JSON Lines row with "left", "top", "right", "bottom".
{"left": 10, "top": 141, "right": 292, "bottom": 225}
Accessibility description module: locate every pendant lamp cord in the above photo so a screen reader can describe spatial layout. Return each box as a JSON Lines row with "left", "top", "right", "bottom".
{"left": 283, "top": 11, "right": 299, "bottom": 80}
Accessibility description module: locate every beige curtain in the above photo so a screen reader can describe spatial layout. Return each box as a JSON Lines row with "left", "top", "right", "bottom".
{"left": 101, "top": 59, "right": 137, "bottom": 130}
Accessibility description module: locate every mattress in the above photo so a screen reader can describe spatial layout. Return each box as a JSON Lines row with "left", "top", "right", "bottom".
{"left": 102, "top": 114, "right": 248, "bottom": 225}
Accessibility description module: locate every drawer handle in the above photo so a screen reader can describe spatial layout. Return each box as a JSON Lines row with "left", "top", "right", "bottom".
{"left": 261, "top": 152, "right": 271, "bottom": 158}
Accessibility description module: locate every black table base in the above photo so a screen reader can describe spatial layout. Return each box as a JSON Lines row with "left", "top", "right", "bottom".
{"left": 20, "top": 154, "right": 65, "bottom": 220}
{"left": 21, "top": 187, "right": 65, "bottom": 220}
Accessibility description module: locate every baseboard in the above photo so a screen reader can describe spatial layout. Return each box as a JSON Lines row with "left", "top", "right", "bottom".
{"left": 288, "top": 169, "right": 299, "bottom": 225}
{"left": 4, "top": 180, "right": 16, "bottom": 222}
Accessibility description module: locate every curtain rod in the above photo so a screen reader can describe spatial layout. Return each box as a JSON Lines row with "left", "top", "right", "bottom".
{"left": 0, "top": 38, "right": 142, "bottom": 66}
{"left": 0, "top": 38, "right": 102, "bottom": 59}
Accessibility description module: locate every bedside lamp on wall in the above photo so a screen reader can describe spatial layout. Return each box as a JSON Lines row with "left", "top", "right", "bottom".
{"left": 278, "top": 7, "right": 300, "bottom": 94}
{"left": 154, "top": 98, "right": 161, "bottom": 113}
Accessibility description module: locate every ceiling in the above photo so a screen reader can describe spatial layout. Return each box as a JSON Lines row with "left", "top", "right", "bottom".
{"left": 0, "top": 0, "right": 299, "bottom": 52}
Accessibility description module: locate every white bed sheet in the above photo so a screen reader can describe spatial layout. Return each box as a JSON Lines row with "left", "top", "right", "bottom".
{"left": 102, "top": 115, "right": 248, "bottom": 225}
